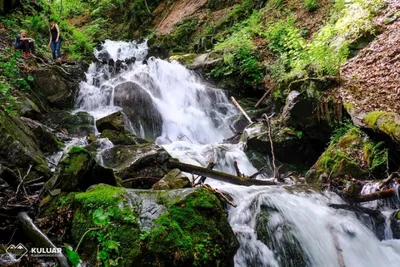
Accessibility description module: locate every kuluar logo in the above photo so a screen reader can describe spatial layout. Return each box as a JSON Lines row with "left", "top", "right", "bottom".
{"left": 6, "top": 243, "right": 28, "bottom": 261}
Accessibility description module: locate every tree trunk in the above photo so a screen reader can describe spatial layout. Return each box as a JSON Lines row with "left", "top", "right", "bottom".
{"left": 168, "top": 161, "right": 277, "bottom": 186}
{"left": 354, "top": 189, "right": 395, "bottom": 203}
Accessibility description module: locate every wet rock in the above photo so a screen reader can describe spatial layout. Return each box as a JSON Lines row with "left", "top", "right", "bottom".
{"left": 20, "top": 96, "right": 42, "bottom": 120}
{"left": 101, "top": 129, "right": 149, "bottom": 146}
{"left": 100, "top": 143, "right": 171, "bottom": 188}
{"left": 65, "top": 185, "right": 238, "bottom": 266}
{"left": 96, "top": 111, "right": 125, "bottom": 133}
{"left": 42, "top": 110, "right": 95, "bottom": 137}
{"left": 152, "top": 168, "right": 191, "bottom": 190}
{"left": 256, "top": 206, "right": 308, "bottom": 267}
{"left": 31, "top": 65, "right": 84, "bottom": 109}
{"left": 390, "top": 210, "right": 400, "bottom": 239}
{"left": 97, "top": 50, "right": 111, "bottom": 64}
{"left": 133, "top": 72, "right": 161, "bottom": 98}
{"left": 189, "top": 53, "right": 222, "bottom": 71}
{"left": 21, "top": 117, "right": 64, "bottom": 155}
{"left": 114, "top": 81, "right": 163, "bottom": 140}
{"left": 306, "top": 128, "right": 388, "bottom": 184}
{"left": 0, "top": 109, "right": 49, "bottom": 180}
{"left": 125, "top": 56, "right": 136, "bottom": 65}
{"left": 46, "top": 146, "right": 118, "bottom": 192}
{"left": 242, "top": 121, "right": 319, "bottom": 170}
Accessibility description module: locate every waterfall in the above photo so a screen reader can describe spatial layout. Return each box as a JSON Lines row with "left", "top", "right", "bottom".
{"left": 75, "top": 40, "right": 400, "bottom": 266}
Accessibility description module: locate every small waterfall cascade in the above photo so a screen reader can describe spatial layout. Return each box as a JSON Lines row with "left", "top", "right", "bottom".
{"left": 74, "top": 40, "right": 400, "bottom": 266}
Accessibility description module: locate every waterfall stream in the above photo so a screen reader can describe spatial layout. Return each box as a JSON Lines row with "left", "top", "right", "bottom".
{"left": 75, "top": 40, "right": 400, "bottom": 266}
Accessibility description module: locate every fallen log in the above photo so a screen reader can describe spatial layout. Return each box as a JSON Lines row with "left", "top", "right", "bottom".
{"left": 354, "top": 189, "right": 395, "bottom": 203}
{"left": 231, "top": 97, "right": 253, "bottom": 123}
{"left": 200, "top": 160, "right": 215, "bottom": 183}
{"left": 379, "top": 172, "right": 399, "bottom": 190}
{"left": 17, "top": 212, "right": 69, "bottom": 267}
{"left": 168, "top": 161, "right": 277, "bottom": 186}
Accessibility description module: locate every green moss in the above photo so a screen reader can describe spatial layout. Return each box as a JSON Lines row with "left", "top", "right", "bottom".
{"left": 344, "top": 102, "right": 355, "bottom": 112}
{"left": 74, "top": 184, "right": 126, "bottom": 208}
{"left": 140, "top": 188, "right": 234, "bottom": 266}
{"left": 364, "top": 111, "right": 400, "bottom": 141}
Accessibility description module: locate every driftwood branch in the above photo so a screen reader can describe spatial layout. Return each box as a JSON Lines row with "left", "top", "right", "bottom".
{"left": 17, "top": 212, "right": 69, "bottom": 267}
{"left": 262, "top": 114, "right": 279, "bottom": 180}
{"left": 203, "top": 184, "right": 237, "bottom": 207}
{"left": 167, "top": 160, "right": 277, "bottom": 186}
{"left": 254, "top": 89, "right": 271, "bottom": 108}
{"left": 231, "top": 97, "right": 252, "bottom": 123}
{"left": 233, "top": 161, "right": 242, "bottom": 177}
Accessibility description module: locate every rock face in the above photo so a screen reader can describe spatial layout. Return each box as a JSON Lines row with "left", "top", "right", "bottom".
{"left": 100, "top": 142, "right": 171, "bottom": 188}
{"left": 21, "top": 117, "right": 64, "bottom": 155}
{"left": 306, "top": 128, "right": 388, "bottom": 184}
{"left": 364, "top": 111, "right": 400, "bottom": 145}
{"left": 31, "top": 65, "right": 85, "bottom": 109}
{"left": 46, "top": 147, "right": 118, "bottom": 192}
{"left": 114, "top": 81, "right": 163, "bottom": 140}
{"left": 242, "top": 121, "right": 320, "bottom": 170}
{"left": 0, "top": 109, "right": 49, "bottom": 180}
{"left": 96, "top": 111, "right": 125, "bottom": 133}
{"left": 152, "top": 168, "right": 191, "bottom": 190}
{"left": 101, "top": 129, "right": 149, "bottom": 146}
{"left": 66, "top": 185, "right": 238, "bottom": 266}
{"left": 42, "top": 110, "right": 95, "bottom": 137}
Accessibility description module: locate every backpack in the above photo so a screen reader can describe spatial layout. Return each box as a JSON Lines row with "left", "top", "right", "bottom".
{"left": 14, "top": 34, "right": 21, "bottom": 49}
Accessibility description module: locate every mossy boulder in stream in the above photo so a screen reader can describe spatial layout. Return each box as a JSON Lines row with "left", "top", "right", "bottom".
{"left": 152, "top": 168, "right": 191, "bottom": 190}
{"left": 100, "top": 143, "right": 172, "bottom": 188}
{"left": 100, "top": 129, "right": 149, "bottom": 145}
{"left": 46, "top": 146, "right": 118, "bottom": 192}
{"left": 67, "top": 185, "right": 238, "bottom": 266}
{"left": 0, "top": 109, "right": 49, "bottom": 180}
{"left": 306, "top": 128, "right": 388, "bottom": 184}
{"left": 96, "top": 111, "right": 125, "bottom": 133}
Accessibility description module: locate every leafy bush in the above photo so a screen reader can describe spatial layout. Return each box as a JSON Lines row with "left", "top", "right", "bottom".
{"left": 304, "top": 0, "right": 319, "bottom": 11}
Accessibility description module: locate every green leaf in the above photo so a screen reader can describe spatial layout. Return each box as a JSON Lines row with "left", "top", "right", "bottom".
{"left": 92, "top": 208, "right": 110, "bottom": 226}
{"left": 27, "top": 75, "right": 34, "bottom": 82}
{"left": 106, "top": 240, "right": 120, "bottom": 250}
{"left": 65, "top": 244, "right": 81, "bottom": 267}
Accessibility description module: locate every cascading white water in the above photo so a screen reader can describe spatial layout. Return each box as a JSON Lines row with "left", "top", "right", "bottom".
{"left": 75, "top": 41, "right": 400, "bottom": 266}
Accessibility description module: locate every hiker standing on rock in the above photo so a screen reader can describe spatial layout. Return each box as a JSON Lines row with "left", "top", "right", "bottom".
{"left": 48, "top": 19, "right": 62, "bottom": 63}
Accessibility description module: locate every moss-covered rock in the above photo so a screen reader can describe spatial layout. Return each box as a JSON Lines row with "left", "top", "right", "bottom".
{"left": 101, "top": 129, "right": 149, "bottom": 146}
{"left": 46, "top": 146, "right": 118, "bottom": 192}
{"left": 100, "top": 143, "right": 171, "bottom": 188}
{"left": 306, "top": 128, "right": 388, "bottom": 184}
{"left": 364, "top": 111, "right": 400, "bottom": 144}
{"left": 96, "top": 111, "right": 125, "bottom": 133}
{"left": 0, "top": 108, "right": 49, "bottom": 180}
{"left": 68, "top": 185, "right": 238, "bottom": 266}
{"left": 152, "top": 168, "right": 191, "bottom": 190}
{"left": 42, "top": 110, "right": 95, "bottom": 137}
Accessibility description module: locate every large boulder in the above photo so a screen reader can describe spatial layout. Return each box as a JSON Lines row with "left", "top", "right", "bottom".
{"left": 364, "top": 111, "right": 400, "bottom": 145}
{"left": 305, "top": 128, "right": 388, "bottom": 184}
{"left": 114, "top": 81, "right": 163, "bottom": 140}
{"left": 42, "top": 110, "right": 95, "bottom": 137}
{"left": 242, "top": 121, "right": 320, "bottom": 170}
{"left": 60, "top": 184, "right": 238, "bottom": 266}
{"left": 152, "top": 168, "right": 191, "bottom": 190}
{"left": 0, "top": 109, "right": 49, "bottom": 180}
{"left": 31, "top": 65, "right": 85, "bottom": 109}
{"left": 100, "top": 142, "right": 171, "bottom": 188}
{"left": 46, "top": 146, "right": 118, "bottom": 192}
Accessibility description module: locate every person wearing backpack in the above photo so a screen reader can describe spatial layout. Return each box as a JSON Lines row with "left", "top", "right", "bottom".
{"left": 15, "top": 31, "right": 36, "bottom": 56}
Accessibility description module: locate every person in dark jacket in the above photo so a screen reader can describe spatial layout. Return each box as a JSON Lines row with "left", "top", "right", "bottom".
{"left": 48, "top": 19, "right": 62, "bottom": 63}
{"left": 18, "top": 31, "right": 36, "bottom": 56}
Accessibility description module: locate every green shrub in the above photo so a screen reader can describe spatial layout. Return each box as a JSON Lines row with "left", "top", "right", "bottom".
{"left": 304, "top": 0, "right": 319, "bottom": 11}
